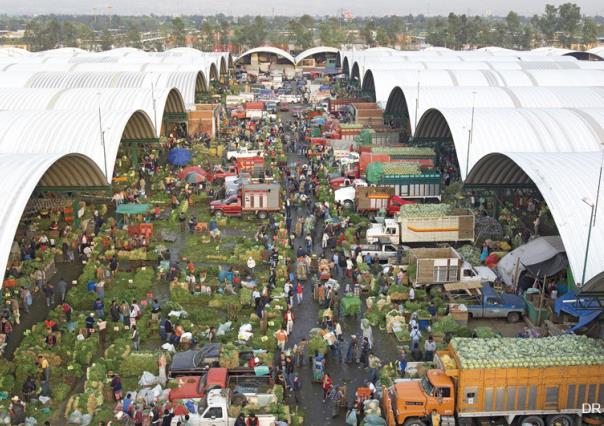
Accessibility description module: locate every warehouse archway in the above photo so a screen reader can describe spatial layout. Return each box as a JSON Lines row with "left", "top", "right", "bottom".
{"left": 466, "top": 152, "right": 604, "bottom": 286}
{"left": 0, "top": 153, "right": 107, "bottom": 286}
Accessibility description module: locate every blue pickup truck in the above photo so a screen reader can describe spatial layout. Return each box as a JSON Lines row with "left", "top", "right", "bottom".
{"left": 461, "top": 285, "right": 526, "bottom": 323}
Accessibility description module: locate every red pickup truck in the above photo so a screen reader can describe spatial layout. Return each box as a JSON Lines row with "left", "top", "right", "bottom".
{"left": 169, "top": 367, "right": 273, "bottom": 403}
{"left": 210, "top": 183, "right": 281, "bottom": 219}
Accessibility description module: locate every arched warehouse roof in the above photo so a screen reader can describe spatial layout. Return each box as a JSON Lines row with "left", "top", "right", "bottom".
{"left": 385, "top": 86, "right": 604, "bottom": 135}
{"left": 0, "top": 87, "right": 186, "bottom": 136}
{"left": 0, "top": 109, "right": 156, "bottom": 179}
{"left": 295, "top": 46, "right": 339, "bottom": 64}
{"left": 0, "top": 71, "right": 207, "bottom": 109}
{"left": 235, "top": 47, "right": 295, "bottom": 65}
{"left": 0, "top": 153, "right": 106, "bottom": 283}
{"left": 414, "top": 107, "right": 604, "bottom": 180}
{"left": 466, "top": 152, "right": 604, "bottom": 285}
{"left": 361, "top": 68, "right": 604, "bottom": 104}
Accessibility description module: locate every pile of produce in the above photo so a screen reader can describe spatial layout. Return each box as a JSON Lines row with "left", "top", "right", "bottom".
{"left": 354, "top": 129, "right": 373, "bottom": 145}
{"left": 341, "top": 295, "right": 361, "bottom": 316}
{"left": 473, "top": 326, "right": 499, "bottom": 338}
{"left": 432, "top": 315, "right": 462, "bottom": 335}
{"left": 399, "top": 203, "right": 453, "bottom": 218}
{"left": 457, "top": 245, "right": 481, "bottom": 266}
{"left": 366, "top": 162, "right": 422, "bottom": 184}
{"left": 451, "top": 335, "right": 604, "bottom": 369}
{"left": 387, "top": 284, "right": 409, "bottom": 301}
{"left": 371, "top": 147, "right": 435, "bottom": 158}
{"left": 219, "top": 343, "right": 240, "bottom": 368}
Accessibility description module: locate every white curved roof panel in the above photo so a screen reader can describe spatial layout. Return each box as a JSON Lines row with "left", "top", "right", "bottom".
{"left": 415, "top": 107, "right": 604, "bottom": 179}
{"left": 387, "top": 86, "right": 604, "bottom": 134}
{"left": 0, "top": 87, "right": 185, "bottom": 136}
{"left": 295, "top": 46, "right": 339, "bottom": 64}
{"left": 236, "top": 47, "right": 295, "bottom": 65}
{"left": 0, "top": 109, "right": 155, "bottom": 179}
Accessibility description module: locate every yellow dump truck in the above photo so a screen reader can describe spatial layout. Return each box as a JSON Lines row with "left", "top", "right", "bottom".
{"left": 382, "top": 335, "right": 604, "bottom": 426}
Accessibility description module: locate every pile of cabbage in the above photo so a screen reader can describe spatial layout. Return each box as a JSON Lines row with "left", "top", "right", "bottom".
{"left": 451, "top": 335, "right": 604, "bottom": 369}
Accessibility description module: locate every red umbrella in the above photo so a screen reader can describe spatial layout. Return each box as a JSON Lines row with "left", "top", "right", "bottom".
{"left": 177, "top": 166, "right": 207, "bottom": 180}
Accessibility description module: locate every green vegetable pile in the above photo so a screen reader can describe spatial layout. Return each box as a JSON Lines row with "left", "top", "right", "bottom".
{"left": 372, "top": 147, "right": 435, "bottom": 157}
{"left": 452, "top": 335, "right": 604, "bottom": 369}
{"left": 398, "top": 204, "right": 453, "bottom": 218}
{"left": 341, "top": 295, "right": 361, "bottom": 316}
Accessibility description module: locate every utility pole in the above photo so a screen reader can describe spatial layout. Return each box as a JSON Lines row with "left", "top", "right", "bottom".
{"left": 97, "top": 93, "right": 108, "bottom": 180}
{"left": 465, "top": 91, "right": 476, "bottom": 180}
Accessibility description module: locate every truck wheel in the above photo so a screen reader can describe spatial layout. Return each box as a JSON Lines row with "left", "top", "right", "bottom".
{"left": 343, "top": 200, "right": 354, "bottom": 209}
{"left": 521, "top": 416, "right": 545, "bottom": 426}
{"left": 546, "top": 414, "right": 575, "bottom": 426}
{"left": 213, "top": 210, "right": 224, "bottom": 217}
{"left": 257, "top": 211, "right": 268, "bottom": 219}
{"left": 403, "top": 419, "right": 426, "bottom": 426}
{"left": 507, "top": 312, "right": 521, "bottom": 323}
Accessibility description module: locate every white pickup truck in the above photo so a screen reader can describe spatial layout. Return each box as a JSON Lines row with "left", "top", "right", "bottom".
{"left": 226, "top": 147, "right": 265, "bottom": 161}
{"left": 171, "top": 389, "right": 276, "bottom": 426}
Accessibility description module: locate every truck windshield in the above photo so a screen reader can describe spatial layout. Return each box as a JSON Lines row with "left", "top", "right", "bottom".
{"left": 421, "top": 376, "right": 434, "bottom": 396}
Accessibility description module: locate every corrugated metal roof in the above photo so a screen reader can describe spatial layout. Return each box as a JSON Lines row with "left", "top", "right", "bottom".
{"left": 415, "top": 107, "right": 604, "bottom": 179}
{"left": 0, "top": 109, "right": 156, "bottom": 179}
{"left": 385, "top": 86, "right": 604, "bottom": 134}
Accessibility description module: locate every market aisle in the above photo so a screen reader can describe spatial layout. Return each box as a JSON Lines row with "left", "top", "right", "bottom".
{"left": 281, "top": 115, "right": 401, "bottom": 425}
{"left": 4, "top": 262, "right": 82, "bottom": 360}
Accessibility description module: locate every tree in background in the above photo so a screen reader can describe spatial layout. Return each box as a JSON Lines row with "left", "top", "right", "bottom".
{"left": 582, "top": 18, "right": 598, "bottom": 46}
{"left": 125, "top": 22, "right": 142, "bottom": 48}
{"left": 557, "top": 3, "right": 581, "bottom": 47}
{"left": 288, "top": 15, "right": 314, "bottom": 49}
{"left": 199, "top": 20, "right": 216, "bottom": 51}
{"left": 361, "top": 20, "right": 376, "bottom": 46}
{"left": 318, "top": 18, "right": 345, "bottom": 47}
{"left": 171, "top": 17, "right": 186, "bottom": 47}
{"left": 100, "top": 29, "right": 113, "bottom": 50}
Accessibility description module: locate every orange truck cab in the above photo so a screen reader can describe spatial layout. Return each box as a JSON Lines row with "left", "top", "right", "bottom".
{"left": 382, "top": 370, "right": 455, "bottom": 426}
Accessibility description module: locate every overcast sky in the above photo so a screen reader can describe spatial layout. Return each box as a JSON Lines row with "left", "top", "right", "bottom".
{"left": 0, "top": 0, "right": 602, "bottom": 17}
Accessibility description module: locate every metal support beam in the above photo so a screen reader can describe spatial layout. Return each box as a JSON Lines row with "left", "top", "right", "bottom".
{"left": 34, "top": 185, "right": 112, "bottom": 193}
{"left": 463, "top": 183, "right": 537, "bottom": 190}
{"left": 163, "top": 112, "right": 188, "bottom": 122}
{"left": 121, "top": 138, "right": 160, "bottom": 144}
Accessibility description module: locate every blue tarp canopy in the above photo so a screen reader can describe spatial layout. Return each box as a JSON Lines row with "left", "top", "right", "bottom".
{"left": 167, "top": 147, "right": 192, "bottom": 166}
{"left": 116, "top": 203, "right": 150, "bottom": 215}
{"left": 555, "top": 290, "right": 603, "bottom": 332}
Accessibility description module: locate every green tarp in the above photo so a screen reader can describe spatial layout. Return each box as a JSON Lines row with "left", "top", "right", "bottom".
{"left": 116, "top": 203, "right": 150, "bottom": 215}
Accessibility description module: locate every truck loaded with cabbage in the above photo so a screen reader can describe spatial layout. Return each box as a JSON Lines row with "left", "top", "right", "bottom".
{"left": 382, "top": 335, "right": 604, "bottom": 426}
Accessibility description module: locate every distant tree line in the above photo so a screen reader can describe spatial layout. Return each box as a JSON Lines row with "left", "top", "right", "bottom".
{"left": 0, "top": 3, "right": 600, "bottom": 53}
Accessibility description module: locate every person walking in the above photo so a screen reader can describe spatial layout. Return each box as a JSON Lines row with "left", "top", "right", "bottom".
{"left": 10, "top": 296, "right": 20, "bottom": 325}
{"left": 345, "top": 335, "right": 358, "bottom": 364}
{"left": 55, "top": 278, "right": 68, "bottom": 304}
{"left": 368, "top": 353, "right": 382, "bottom": 384}
{"left": 93, "top": 298, "right": 104, "bottom": 319}
{"left": 275, "top": 328, "right": 288, "bottom": 352}
{"left": 20, "top": 287, "right": 32, "bottom": 314}
{"left": 292, "top": 373, "right": 302, "bottom": 404}
{"left": 359, "top": 337, "right": 370, "bottom": 368}
{"left": 295, "top": 280, "right": 303, "bottom": 305}
{"left": 43, "top": 281, "right": 54, "bottom": 307}
{"left": 284, "top": 308, "right": 295, "bottom": 335}
{"left": 321, "top": 373, "right": 333, "bottom": 403}
{"left": 131, "top": 325, "right": 140, "bottom": 351}
{"left": 424, "top": 335, "right": 437, "bottom": 361}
